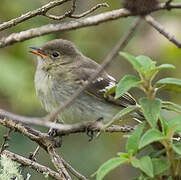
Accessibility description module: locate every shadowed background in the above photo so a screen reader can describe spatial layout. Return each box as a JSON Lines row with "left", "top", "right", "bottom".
{"left": 0, "top": 0, "right": 181, "bottom": 179}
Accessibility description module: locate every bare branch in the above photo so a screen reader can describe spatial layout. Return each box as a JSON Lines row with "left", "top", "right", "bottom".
{"left": 44, "top": 0, "right": 76, "bottom": 20}
{"left": 3, "top": 150, "right": 62, "bottom": 180}
{"left": 45, "top": 2, "right": 109, "bottom": 20}
{"left": 61, "top": 158, "right": 89, "bottom": 180}
{"left": 153, "top": 2, "right": 181, "bottom": 11}
{"left": 0, "top": 122, "right": 90, "bottom": 180}
{"left": 0, "top": 0, "right": 71, "bottom": 32}
{"left": 145, "top": 15, "right": 181, "bottom": 48}
{"left": 55, "top": 123, "right": 135, "bottom": 136}
{"left": 70, "top": 3, "right": 109, "bottom": 18}
{"left": 0, "top": 129, "right": 11, "bottom": 154}
{"left": 0, "top": 2, "right": 181, "bottom": 48}
{"left": 0, "top": 8, "right": 131, "bottom": 48}
{"left": 165, "top": 0, "right": 173, "bottom": 10}
{"left": 0, "top": 117, "right": 59, "bottom": 150}
{"left": 48, "top": 146, "right": 72, "bottom": 180}
{"left": 45, "top": 17, "right": 142, "bottom": 122}
{"left": 29, "top": 146, "right": 40, "bottom": 161}
{"left": 0, "top": 109, "right": 134, "bottom": 134}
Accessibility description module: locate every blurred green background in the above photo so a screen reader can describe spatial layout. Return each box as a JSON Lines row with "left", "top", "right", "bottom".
{"left": 0, "top": 0, "right": 181, "bottom": 179}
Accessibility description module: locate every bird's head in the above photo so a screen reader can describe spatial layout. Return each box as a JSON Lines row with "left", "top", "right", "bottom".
{"left": 29, "top": 39, "right": 81, "bottom": 66}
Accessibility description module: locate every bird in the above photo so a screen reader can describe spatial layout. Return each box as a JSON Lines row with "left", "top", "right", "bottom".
{"left": 29, "top": 39, "right": 142, "bottom": 125}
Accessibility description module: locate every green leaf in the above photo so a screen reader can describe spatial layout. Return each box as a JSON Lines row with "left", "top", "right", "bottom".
{"left": 115, "top": 75, "right": 141, "bottom": 99}
{"left": 156, "top": 64, "right": 175, "bottom": 70}
{"left": 139, "top": 98, "right": 162, "bottom": 128}
{"left": 131, "top": 158, "right": 140, "bottom": 168}
{"left": 162, "top": 101, "right": 181, "bottom": 114}
{"left": 113, "top": 106, "right": 138, "bottom": 121}
{"left": 156, "top": 78, "right": 181, "bottom": 93}
{"left": 131, "top": 156, "right": 154, "bottom": 178}
{"left": 159, "top": 115, "right": 168, "bottom": 135}
{"left": 96, "top": 157, "right": 128, "bottom": 180}
{"left": 139, "top": 129, "right": 165, "bottom": 149}
{"left": 173, "top": 143, "right": 181, "bottom": 155}
{"left": 167, "top": 116, "right": 181, "bottom": 133}
{"left": 136, "top": 55, "right": 156, "bottom": 70}
{"left": 152, "top": 158, "right": 170, "bottom": 175}
{"left": 117, "top": 152, "right": 129, "bottom": 159}
{"left": 126, "top": 123, "right": 144, "bottom": 155}
{"left": 119, "top": 52, "right": 142, "bottom": 73}
{"left": 135, "top": 56, "right": 158, "bottom": 80}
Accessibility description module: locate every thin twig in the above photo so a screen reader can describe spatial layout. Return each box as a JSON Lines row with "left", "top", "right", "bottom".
{"left": 1, "top": 2, "right": 181, "bottom": 48}
{"left": 61, "top": 157, "right": 89, "bottom": 180}
{"left": 70, "top": 3, "right": 109, "bottom": 18}
{"left": 145, "top": 15, "right": 181, "bottom": 48}
{"left": 0, "top": 117, "right": 58, "bottom": 151}
{"left": 46, "top": 17, "right": 142, "bottom": 122}
{"left": 48, "top": 146, "right": 72, "bottom": 180}
{"left": 44, "top": 0, "right": 76, "bottom": 20}
{"left": 29, "top": 146, "right": 40, "bottom": 161}
{"left": 0, "top": 129, "right": 12, "bottom": 154}
{"left": 0, "top": 1, "right": 181, "bottom": 33}
{"left": 0, "top": 8, "right": 131, "bottom": 48}
{"left": 55, "top": 124, "right": 135, "bottom": 136}
{"left": 45, "top": 2, "right": 109, "bottom": 20}
{"left": 165, "top": 0, "right": 173, "bottom": 10}
{"left": 0, "top": 109, "right": 134, "bottom": 134}
{"left": 0, "top": 0, "right": 71, "bottom": 32}
{"left": 3, "top": 150, "right": 62, "bottom": 180}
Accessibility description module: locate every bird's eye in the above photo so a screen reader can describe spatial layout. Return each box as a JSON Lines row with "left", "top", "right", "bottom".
{"left": 52, "top": 52, "right": 60, "bottom": 58}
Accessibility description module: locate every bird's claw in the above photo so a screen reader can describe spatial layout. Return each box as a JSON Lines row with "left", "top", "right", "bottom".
{"left": 48, "top": 128, "right": 62, "bottom": 148}
{"left": 48, "top": 128, "right": 58, "bottom": 136}
{"left": 85, "top": 117, "right": 104, "bottom": 141}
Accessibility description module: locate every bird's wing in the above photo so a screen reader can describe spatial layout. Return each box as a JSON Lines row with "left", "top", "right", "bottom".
{"left": 74, "top": 66, "right": 137, "bottom": 108}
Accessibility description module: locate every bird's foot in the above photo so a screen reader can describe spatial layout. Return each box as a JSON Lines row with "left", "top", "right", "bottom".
{"left": 85, "top": 128, "right": 94, "bottom": 142}
{"left": 48, "top": 128, "right": 58, "bottom": 136}
{"left": 48, "top": 128, "right": 62, "bottom": 148}
{"left": 86, "top": 117, "right": 104, "bottom": 141}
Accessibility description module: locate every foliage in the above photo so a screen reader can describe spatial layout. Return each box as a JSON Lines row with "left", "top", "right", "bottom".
{"left": 95, "top": 52, "right": 181, "bottom": 180}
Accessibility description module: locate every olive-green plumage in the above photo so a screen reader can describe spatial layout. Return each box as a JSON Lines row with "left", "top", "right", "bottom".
{"left": 30, "top": 39, "right": 142, "bottom": 124}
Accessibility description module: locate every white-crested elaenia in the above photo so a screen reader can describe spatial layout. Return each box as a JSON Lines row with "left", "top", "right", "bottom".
{"left": 30, "top": 39, "right": 143, "bottom": 124}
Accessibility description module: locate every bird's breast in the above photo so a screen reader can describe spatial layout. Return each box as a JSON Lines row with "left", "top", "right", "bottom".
{"left": 34, "top": 69, "right": 121, "bottom": 124}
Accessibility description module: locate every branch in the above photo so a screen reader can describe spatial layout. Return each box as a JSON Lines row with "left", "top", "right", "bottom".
{"left": 55, "top": 124, "right": 135, "bottom": 136}
{"left": 29, "top": 146, "right": 40, "bottom": 161}
{"left": 0, "top": 109, "right": 134, "bottom": 134}
{"left": 1, "top": 2, "right": 181, "bottom": 48}
{"left": 0, "top": 129, "right": 11, "bottom": 153}
{"left": 145, "top": 15, "right": 181, "bottom": 48}
{"left": 3, "top": 150, "right": 62, "bottom": 180}
{"left": 0, "top": 8, "right": 131, "bottom": 48}
{"left": 70, "top": 3, "right": 109, "bottom": 18}
{"left": 61, "top": 157, "right": 89, "bottom": 180}
{"left": 154, "top": 2, "right": 181, "bottom": 11}
{"left": 44, "top": 0, "right": 76, "bottom": 20}
{"left": 0, "top": 117, "right": 59, "bottom": 150}
{"left": 45, "top": 2, "right": 109, "bottom": 20}
{"left": 0, "top": 0, "right": 71, "bottom": 32}
{"left": 48, "top": 146, "right": 72, "bottom": 180}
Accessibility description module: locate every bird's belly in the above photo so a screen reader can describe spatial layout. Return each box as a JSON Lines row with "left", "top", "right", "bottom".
{"left": 35, "top": 74, "right": 121, "bottom": 124}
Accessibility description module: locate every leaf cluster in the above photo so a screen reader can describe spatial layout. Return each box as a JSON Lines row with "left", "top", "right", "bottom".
{"left": 95, "top": 52, "right": 181, "bottom": 180}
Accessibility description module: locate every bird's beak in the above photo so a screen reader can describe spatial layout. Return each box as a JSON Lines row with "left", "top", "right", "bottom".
{"left": 29, "top": 47, "right": 48, "bottom": 58}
